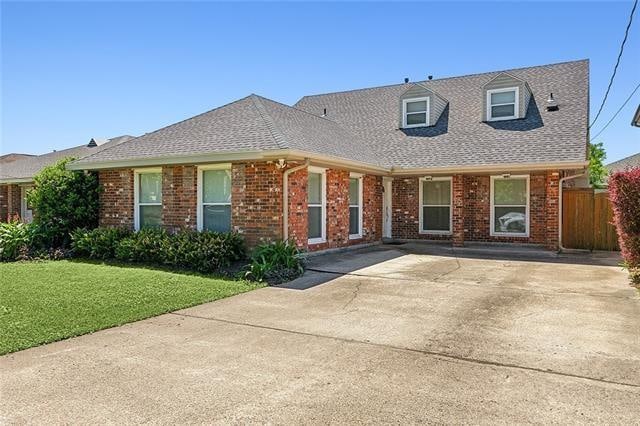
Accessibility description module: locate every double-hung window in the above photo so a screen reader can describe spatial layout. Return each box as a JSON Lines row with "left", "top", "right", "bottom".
{"left": 491, "top": 175, "right": 529, "bottom": 237}
{"left": 308, "top": 167, "right": 326, "bottom": 244}
{"left": 198, "top": 165, "right": 232, "bottom": 232}
{"left": 349, "top": 174, "right": 363, "bottom": 238}
{"left": 487, "top": 87, "right": 519, "bottom": 121}
{"left": 135, "top": 169, "right": 162, "bottom": 230}
{"left": 402, "top": 97, "right": 430, "bottom": 128}
{"left": 420, "top": 177, "right": 452, "bottom": 234}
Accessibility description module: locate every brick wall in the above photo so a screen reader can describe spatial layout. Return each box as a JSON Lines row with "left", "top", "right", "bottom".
{"left": 393, "top": 171, "right": 561, "bottom": 247}
{"left": 0, "top": 184, "right": 8, "bottom": 222}
{"left": 231, "top": 162, "right": 283, "bottom": 248}
{"left": 162, "top": 165, "right": 197, "bottom": 232}
{"left": 361, "top": 175, "right": 383, "bottom": 244}
{"left": 98, "top": 169, "right": 134, "bottom": 229}
{"left": 7, "top": 184, "right": 21, "bottom": 222}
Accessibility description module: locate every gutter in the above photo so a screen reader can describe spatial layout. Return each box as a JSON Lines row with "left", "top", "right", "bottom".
{"left": 558, "top": 171, "right": 588, "bottom": 251}
{"left": 283, "top": 159, "right": 310, "bottom": 241}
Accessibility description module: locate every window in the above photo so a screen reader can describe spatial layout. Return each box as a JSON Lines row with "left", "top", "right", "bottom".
{"left": 490, "top": 175, "right": 529, "bottom": 237}
{"left": 198, "top": 165, "right": 232, "bottom": 232}
{"left": 487, "top": 87, "right": 519, "bottom": 121}
{"left": 349, "top": 174, "right": 363, "bottom": 238}
{"left": 135, "top": 169, "right": 162, "bottom": 230}
{"left": 308, "top": 167, "right": 326, "bottom": 243}
{"left": 420, "top": 177, "right": 452, "bottom": 234}
{"left": 402, "top": 97, "right": 430, "bottom": 128}
{"left": 21, "top": 185, "right": 34, "bottom": 223}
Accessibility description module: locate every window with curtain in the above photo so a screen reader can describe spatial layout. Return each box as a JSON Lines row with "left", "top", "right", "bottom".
{"left": 488, "top": 88, "right": 517, "bottom": 120}
{"left": 492, "top": 177, "right": 528, "bottom": 235}
{"left": 308, "top": 171, "right": 325, "bottom": 242}
{"left": 137, "top": 172, "right": 162, "bottom": 229}
{"left": 201, "top": 169, "right": 231, "bottom": 232}
{"left": 421, "top": 179, "right": 451, "bottom": 232}
{"left": 349, "top": 177, "right": 362, "bottom": 237}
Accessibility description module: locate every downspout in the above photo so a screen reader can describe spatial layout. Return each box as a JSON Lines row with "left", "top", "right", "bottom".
{"left": 558, "top": 171, "right": 588, "bottom": 251}
{"left": 283, "top": 159, "right": 310, "bottom": 241}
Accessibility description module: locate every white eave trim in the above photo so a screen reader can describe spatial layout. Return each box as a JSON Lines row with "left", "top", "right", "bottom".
{"left": 391, "top": 160, "right": 589, "bottom": 175}
{"left": 0, "top": 178, "right": 35, "bottom": 184}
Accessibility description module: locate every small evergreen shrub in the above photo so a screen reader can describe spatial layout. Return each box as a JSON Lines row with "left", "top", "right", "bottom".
{"left": 608, "top": 168, "right": 640, "bottom": 286}
{"left": 114, "top": 228, "right": 171, "bottom": 264}
{"left": 71, "top": 227, "right": 132, "bottom": 260}
{"left": 245, "top": 240, "right": 305, "bottom": 284}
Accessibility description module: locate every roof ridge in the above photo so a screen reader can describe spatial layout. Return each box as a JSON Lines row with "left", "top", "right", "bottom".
{"left": 252, "top": 94, "right": 343, "bottom": 125}
{"left": 249, "top": 95, "right": 288, "bottom": 149}
{"left": 76, "top": 96, "right": 257, "bottom": 164}
{"left": 296, "top": 59, "right": 589, "bottom": 101}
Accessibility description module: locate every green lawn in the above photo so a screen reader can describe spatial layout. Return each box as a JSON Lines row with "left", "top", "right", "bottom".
{"left": 0, "top": 260, "right": 262, "bottom": 355}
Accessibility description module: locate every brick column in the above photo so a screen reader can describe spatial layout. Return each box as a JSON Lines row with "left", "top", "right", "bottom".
{"left": 452, "top": 174, "right": 464, "bottom": 247}
{"left": 98, "top": 169, "right": 134, "bottom": 229}
{"left": 162, "top": 165, "right": 197, "bottom": 232}
{"left": 7, "top": 184, "right": 21, "bottom": 221}
{"left": 545, "top": 170, "right": 560, "bottom": 251}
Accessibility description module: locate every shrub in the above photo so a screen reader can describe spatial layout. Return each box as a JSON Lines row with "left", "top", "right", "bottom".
{"left": 245, "top": 240, "right": 304, "bottom": 284}
{"left": 114, "top": 228, "right": 170, "bottom": 264}
{"left": 71, "top": 227, "right": 132, "bottom": 260}
{"left": 608, "top": 168, "right": 640, "bottom": 286}
{"left": 164, "top": 230, "right": 245, "bottom": 272}
{"left": 0, "top": 221, "right": 31, "bottom": 261}
{"left": 27, "top": 157, "right": 100, "bottom": 248}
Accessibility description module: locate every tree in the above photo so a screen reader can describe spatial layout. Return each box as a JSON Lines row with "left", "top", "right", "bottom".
{"left": 27, "top": 158, "right": 100, "bottom": 248}
{"left": 588, "top": 142, "right": 607, "bottom": 188}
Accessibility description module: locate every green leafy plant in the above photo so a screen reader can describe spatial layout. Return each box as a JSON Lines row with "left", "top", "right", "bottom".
{"left": 27, "top": 157, "right": 101, "bottom": 248}
{"left": 114, "top": 228, "right": 171, "bottom": 264}
{"left": 71, "top": 227, "right": 132, "bottom": 260}
{"left": 0, "top": 221, "right": 30, "bottom": 261}
{"left": 588, "top": 142, "right": 608, "bottom": 188}
{"left": 245, "top": 240, "right": 304, "bottom": 284}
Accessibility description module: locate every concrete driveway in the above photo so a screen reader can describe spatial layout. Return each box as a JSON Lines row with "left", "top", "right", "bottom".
{"left": 2, "top": 244, "right": 639, "bottom": 424}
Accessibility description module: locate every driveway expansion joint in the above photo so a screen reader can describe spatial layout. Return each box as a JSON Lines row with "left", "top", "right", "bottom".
{"left": 168, "top": 311, "right": 640, "bottom": 390}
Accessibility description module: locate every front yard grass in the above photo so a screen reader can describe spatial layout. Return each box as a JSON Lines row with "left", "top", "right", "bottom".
{"left": 0, "top": 260, "right": 262, "bottom": 355}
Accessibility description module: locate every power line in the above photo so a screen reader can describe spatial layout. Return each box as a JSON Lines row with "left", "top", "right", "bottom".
{"left": 590, "top": 81, "right": 640, "bottom": 141}
{"left": 590, "top": 0, "right": 638, "bottom": 128}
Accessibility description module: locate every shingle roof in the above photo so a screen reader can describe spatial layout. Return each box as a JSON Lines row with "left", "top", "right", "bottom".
{"left": 606, "top": 153, "right": 640, "bottom": 173}
{"left": 295, "top": 59, "right": 589, "bottom": 169}
{"left": 71, "top": 60, "right": 589, "bottom": 171}
{"left": 0, "top": 135, "right": 134, "bottom": 182}
{"left": 73, "top": 95, "right": 381, "bottom": 167}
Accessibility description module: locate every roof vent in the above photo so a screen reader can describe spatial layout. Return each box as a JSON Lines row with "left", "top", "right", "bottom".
{"left": 87, "top": 138, "right": 98, "bottom": 147}
{"left": 321, "top": 108, "right": 327, "bottom": 117}
{"left": 428, "top": 75, "right": 433, "bottom": 80}
{"left": 546, "top": 93, "right": 559, "bottom": 111}
{"left": 404, "top": 77, "right": 409, "bottom": 83}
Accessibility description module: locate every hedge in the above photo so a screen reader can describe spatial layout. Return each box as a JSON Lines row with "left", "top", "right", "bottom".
{"left": 608, "top": 167, "right": 640, "bottom": 285}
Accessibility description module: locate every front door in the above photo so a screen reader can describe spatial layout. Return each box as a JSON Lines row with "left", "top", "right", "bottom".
{"left": 382, "top": 178, "right": 393, "bottom": 238}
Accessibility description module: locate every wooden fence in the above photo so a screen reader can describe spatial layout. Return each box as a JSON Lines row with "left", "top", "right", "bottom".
{"left": 562, "top": 188, "right": 619, "bottom": 251}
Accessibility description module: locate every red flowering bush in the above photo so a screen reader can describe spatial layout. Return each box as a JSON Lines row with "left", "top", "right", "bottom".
{"left": 608, "top": 167, "right": 640, "bottom": 286}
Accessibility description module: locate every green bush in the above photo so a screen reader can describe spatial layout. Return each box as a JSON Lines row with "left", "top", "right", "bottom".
{"left": 27, "top": 157, "right": 100, "bottom": 248}
{"left": 164, "top": 230, "right": 245, "bottom": 272}
{"left": 0, "top": 221, "right": 31, "bottom": 261}
{"left": 114, "top": 228, "right": 170, "bottom": 264}
{"left": 71, "top": 228, "right": 132, "bottom": 260}
{"left": 245, "top": 240, "right": 304, "bottom": 284}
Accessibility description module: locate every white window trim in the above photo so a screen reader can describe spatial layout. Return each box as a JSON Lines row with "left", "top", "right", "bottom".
{"left": 196, "top": 163, "right": 232, "bottom": 232}
{"left": 133, "top": 168, "right": 162, "bottom": 231}
{"left": 486, "top": 87, "right": 519, "bottom": 121}
{"left": 349, "top": 172, "right": 364, "bottom": 239}
{"left": 308, "top": 166, "right": 327, "bottom": 244}
{"left": 490, "top": 174, "right": 530, "bottom": 237}
{"left": 418, "top": 176, "right": 453, "bottom": 235}
{"left": 402, "top": 96, "right": 430, "bottom": 128}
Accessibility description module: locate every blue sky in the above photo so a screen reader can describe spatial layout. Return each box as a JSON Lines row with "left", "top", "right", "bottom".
{"left": 2, "top": 1, "right": 639, "bottom": 162}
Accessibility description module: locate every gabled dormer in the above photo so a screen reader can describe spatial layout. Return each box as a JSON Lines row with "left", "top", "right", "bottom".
{"left": 399, "top": 83, "right": 448, "bottom": 129}
{"left": 482, "top": 72, "right": 532, "bottom": 122}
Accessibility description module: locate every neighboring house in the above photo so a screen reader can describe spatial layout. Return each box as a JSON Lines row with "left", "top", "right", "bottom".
{"left": 0, "top": 136, "right": 134, "bottom": 222}
{"left": 631, "top": 104, "right": 640, "bottom": 127}
{"left": 68, "top": 60, "right": 589, "bottom": 251}
{"left": 606, "top": 153, "right": 640, "bottom": 175}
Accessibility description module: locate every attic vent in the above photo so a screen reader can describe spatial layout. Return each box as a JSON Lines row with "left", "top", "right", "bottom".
{"left": 428, "top": 75, "right": 433, "bottom": 80}
{"left": 87, "top": 138, "right": 98, "bottom": 147}
{"left": 404, "top": 78, "right": 409, "bottom": 83}
{"left": 546, "top": 93, "right": 559, "bottom": 111}
{"left": 321, "top": 108, "right": 327, "bottom": 117}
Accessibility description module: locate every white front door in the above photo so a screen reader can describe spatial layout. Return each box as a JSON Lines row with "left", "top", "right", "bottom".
{"left": 21, "top": 186, "right": 34, "bottom": 223}
{"left": 382, "top": 178, "right": 393, "bottom": 238}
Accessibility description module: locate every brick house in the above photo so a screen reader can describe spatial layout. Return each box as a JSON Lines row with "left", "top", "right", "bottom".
{"left": 67, "top": 60, "right": 589, "bottom": 251}
{"left": 0, "top": 136, "right": 134, "bottom": 222}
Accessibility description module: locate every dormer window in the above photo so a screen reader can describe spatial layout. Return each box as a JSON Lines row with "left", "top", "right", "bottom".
{"left": 402, "top": 97, "right": 430, "bottom": 128}
{"left": 487, "top": 87, "right": 519, "bottom": 121}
